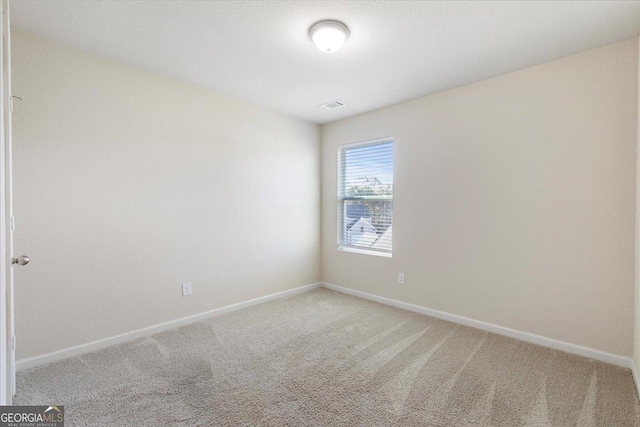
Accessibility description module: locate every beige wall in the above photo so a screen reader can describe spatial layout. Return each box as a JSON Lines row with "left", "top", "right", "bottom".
{"left": 322, "top": 39, "right": 638, "bottom": 358}
{"left": 11, "top": 30, "right": 639, "bottom": 363}
{"left": 11, "top": 31, "right": 320, "bottom": 360}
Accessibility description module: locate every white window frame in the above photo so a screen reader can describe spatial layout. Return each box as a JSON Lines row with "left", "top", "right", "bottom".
{"left": 337, "top": 136, "right": 394, "bottom": 258}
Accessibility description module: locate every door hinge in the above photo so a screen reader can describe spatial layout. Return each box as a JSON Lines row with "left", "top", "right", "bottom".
{"left": 10, "top": 216, "right": 15, "bottom": 232}
{"left": 10, "top": 95, "right": 22, "bottom": 113}
{"left": 11, "top": 336, "right": 15, "bottom": 352}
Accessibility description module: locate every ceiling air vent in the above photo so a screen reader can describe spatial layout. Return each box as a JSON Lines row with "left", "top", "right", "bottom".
{"left": 319, "top": 100, "right": 345, "bottom": 110}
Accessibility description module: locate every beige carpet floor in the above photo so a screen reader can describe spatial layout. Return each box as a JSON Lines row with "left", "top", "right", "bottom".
{"left": 14, "top": 288, "right": 640, "bottom": 426}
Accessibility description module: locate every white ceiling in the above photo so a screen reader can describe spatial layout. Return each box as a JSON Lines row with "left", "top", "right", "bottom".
{"left": 11, "top": 1, "right": 640, "bottom": 124}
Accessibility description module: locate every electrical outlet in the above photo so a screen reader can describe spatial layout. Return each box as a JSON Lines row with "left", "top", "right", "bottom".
{"left": 182, "top": 282, "right": 192, "bottom": 297}
{"left": 398, "top": 273, "right": 405, "bottom": 285}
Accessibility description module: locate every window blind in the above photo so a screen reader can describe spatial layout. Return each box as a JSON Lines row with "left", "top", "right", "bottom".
{"left": 338, "top": 139, "right": 393, "bottom": 255}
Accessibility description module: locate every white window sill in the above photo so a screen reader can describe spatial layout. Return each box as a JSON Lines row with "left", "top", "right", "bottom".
{"left": 338, "top": 246, "right": 392, "bottom": 258}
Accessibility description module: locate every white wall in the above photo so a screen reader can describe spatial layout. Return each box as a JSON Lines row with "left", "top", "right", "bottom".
{"left": 11, "top": 31, "right": 320, "bottom": 360}
{"left": 322, "top": 39, "right": 638, "bottom": 358}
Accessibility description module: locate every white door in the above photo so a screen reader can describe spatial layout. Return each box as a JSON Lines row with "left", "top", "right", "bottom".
{"left": 0, "top": 0, "right": 19, "bottom": 404}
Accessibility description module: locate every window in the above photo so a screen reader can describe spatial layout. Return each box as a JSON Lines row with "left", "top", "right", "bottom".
{"left": 338, "top": 138, "right": 393, "bottom": 257}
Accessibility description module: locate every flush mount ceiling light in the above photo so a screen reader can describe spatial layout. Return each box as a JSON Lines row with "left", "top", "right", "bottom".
{"left": 309, "top": 20, "right": 349, "bottom": 53}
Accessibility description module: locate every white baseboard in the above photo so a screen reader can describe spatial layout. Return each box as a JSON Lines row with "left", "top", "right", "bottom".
{"left": 17, "top": 282, "right": 321, "bottom": 371}
{"left": 321, "top": 282, "right": 632, "bottom": 369}
{"left": 18, "top": 281, "right": 632, "bottom": 372}
{"left": 633, "top": 360, "right": 640, "bottom": 399}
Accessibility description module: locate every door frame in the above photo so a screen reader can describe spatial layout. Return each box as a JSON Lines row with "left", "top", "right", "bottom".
{"left": 0, "top": 0, "right": 12, "bottom": 405}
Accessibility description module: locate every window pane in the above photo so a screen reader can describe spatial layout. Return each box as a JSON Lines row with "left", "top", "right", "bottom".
{"left": 340, "top": 141, "right": 393, "bottom": 198}
{"left": 340, "top": 200, "right": 392, "bottom": 252}
{"left": 338, "top": 139, "right": 393, "bottom": 254}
